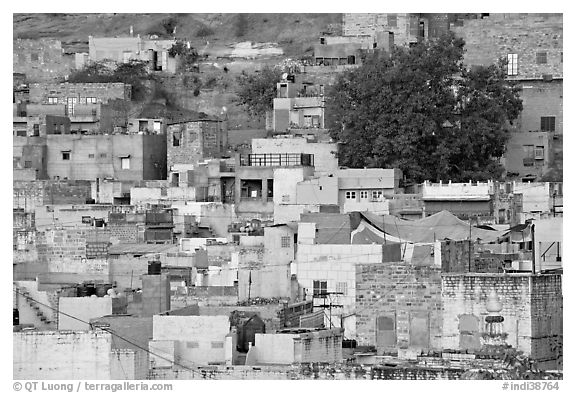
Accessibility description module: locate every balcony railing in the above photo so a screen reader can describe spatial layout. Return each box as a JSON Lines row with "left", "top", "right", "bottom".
{"left": 239, "top": 153, "right": 314, "bottom": 167}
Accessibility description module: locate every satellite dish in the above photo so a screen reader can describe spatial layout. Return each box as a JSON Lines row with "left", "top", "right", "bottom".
{"left": 221, "top": 106, "right": 228, "bottom": 113}
{"left": 282, "top": 73, "right": 288, "bottom": 80}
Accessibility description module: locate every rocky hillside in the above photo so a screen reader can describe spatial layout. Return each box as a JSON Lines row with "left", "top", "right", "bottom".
{"left": 13, "top": 13, "right": 342, "bottom": 56}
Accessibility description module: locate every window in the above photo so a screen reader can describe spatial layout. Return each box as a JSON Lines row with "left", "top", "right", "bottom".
{"left": 387, "top": 14, "right": 398, "bottom": 27}
{"left": 360, "top": 191, "right": 369, "bottom": 199}
{"left": 172, "top": 131, "right": 181, "bottom": 146}
{"left": 540, "top": 116, "right": 556, "bottom": 132}
{"left": 24, "top": 161, "right": 32, "bottom": 169}
{"left": 88, "top": 154, "right": 95, "bottom": 159}
{"left": 86, "top": 97, "right": 97, "bottom": 104}
{"left": 303, "top": 338, "right": 312, "bottom": 352}
{"left": 507, "top": 54, "right": 518, "bottom": 76}
{"left": 372, "top": 190, "right": 383, "bottom": 200}
{"left": 32, "top": 124, "right": 40, "bottom": 136}
{"left": 99, "top": 153, "right": 107, "bottom": 158}
{"left": 48, "top": 97, "right": 58, "bottom": 105}
{"left": 281, "top": 236, "right": 291, "bottom": 248}
{"left": 345, "top": 191, "right": 356, "bottom": 200}
{"left": 313, "top": 280, "right": 327, "bottom": 296}
{"left": 31, "top": 53, "right": 39, "bottom": 61}
{"left": 121, "top": 157, "right": 130, "bottom": 169}
{"left": 535, "top": 145, "right": 545, "bottom": 160}
{"left": 187, "top": 341, "right": 199, "bottom": 348}
{"left": 336, "top": 282, "right": 348, "bottom": 296}
{"left": 536, "top": 52, "right": 547, "bottom": 64}
{"left": 210, "top": 341, "right": 224, "bottom": 349}
{"left": 523, "top": 145, "right": 535, "bottom": 167}
{"left": 61, "top": 151, "right": 70, "bottom": 160}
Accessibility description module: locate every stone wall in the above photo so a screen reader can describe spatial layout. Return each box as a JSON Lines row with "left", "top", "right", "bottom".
{"left": 355, "top": 263, "right": 442, "bottom": 353}
{"left": 530, "top": 274, "right": 563, "bottom": 370}
{"left": 13, "top": 39, "right": 73, "bottom": 82}
{"left": 148, "top": 363, "right": 465, "bottom": 380}
{"left": 166, "top": 121, "right": 226, "bottom": 170}
{"left": 441, "top": 273, "right": 562, "bottom": 369}
{"left": 452, "top": 13, "right": 563, "bottom": 80}
{"left": 13, "top": 180, "right": 93, "bottom": 213}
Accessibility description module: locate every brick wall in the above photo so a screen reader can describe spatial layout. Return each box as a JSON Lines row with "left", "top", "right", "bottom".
{"left": 13, "top": 39, "right": 73, "bottom": 83}
{"left": 166, "top": 121, "right": 226, "bottom": 170}
{"left": 452, "top": 14, "right": 563, "bottom": 80}
{"left": 441, "top": 273, "right": 562, "bottom": 369}
{"left": 13, "top": 180, "right": 92, "bottom": 213}
{"left": 343, "top": 14, "right": 418, "bottom": 46}
{"left": 355, "top": 263, "right": 442, "bottom": 353}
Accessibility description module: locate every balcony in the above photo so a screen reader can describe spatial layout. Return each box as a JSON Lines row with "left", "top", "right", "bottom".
{"left": 239, "top": 153, "right": 314, "bottom": 167}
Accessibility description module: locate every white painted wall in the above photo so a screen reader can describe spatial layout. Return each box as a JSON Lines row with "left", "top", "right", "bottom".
{"left": 254, "top": 333, "right": 297, "bottom": 364}
{"left": 14, "top": 331, "right": 113, "bottom": 379}
{"left": 58, "top": 297, "right": 113, "bottom": 330}
{"left": 152, "top": 315, "right": 230, "bottom": 365}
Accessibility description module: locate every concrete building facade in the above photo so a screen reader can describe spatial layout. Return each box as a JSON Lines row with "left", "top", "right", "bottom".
{"left": 46, "top": 134, "right": 167, "bottom": 181}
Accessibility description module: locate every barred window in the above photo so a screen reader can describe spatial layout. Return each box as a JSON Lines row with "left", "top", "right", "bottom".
{"left": 536, "top": 52, "right": 547, "bottom": 64}
{"left": 281, "top": 236, "right": 291, "bottom": 248}
{"left": 540, "top": 116, "right": 556, "bottom": 132}
{"left": 507, "top": 54, "right": 518, "bottom": 76}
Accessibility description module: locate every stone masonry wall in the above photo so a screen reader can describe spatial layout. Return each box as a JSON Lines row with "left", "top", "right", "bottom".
{"left": 441, "top": 274, "right": 532, "bottom": 356}
{"left": 13, "top": 39, "right": 73, "bottom": 83}
{"left": 355, "top": 263, "right": 442, "bottom": 353}
{"left": 452, "top": 14, "right": 563, "bottom": 80}
{"left": 530, "top": 274, "right": 562, "bottom": 370}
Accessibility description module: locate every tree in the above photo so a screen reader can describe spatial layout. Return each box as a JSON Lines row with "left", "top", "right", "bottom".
{"left": 67, "top": 60, "right": 152, "bottom": 101}
{"left": 168, "top": 42, "right": 199, "bottom": 73}
{"left": 326, "top": 33, "right": 523, "bottom": 183}
{"left": 235, "top": 67, "right": 283, "bottom": 119}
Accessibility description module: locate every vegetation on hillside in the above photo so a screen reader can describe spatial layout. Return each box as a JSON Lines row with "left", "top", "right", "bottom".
{"left": 235, "top": 67, "right": 283, "bottom": 119}
{"left": 326, "top": 33, "right": 523, "bottom": 184}
{"left": 67, "top": 60, "right": 153, "bottom": 101}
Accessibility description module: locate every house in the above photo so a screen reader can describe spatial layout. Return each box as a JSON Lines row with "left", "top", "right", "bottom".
{"left": 149, "top": 314, "right": 231, "bottom": 367}
{"left": 88, "top": 35, "right": 178, "bottom": 73}
{"left": 422, "top": 180, "right": 494, "bottom": 223}
{"left": 14, "top": 330, "right": 145, "bottom": 379}
{"left": 251, "top": 137, "right": 338, "bottom": 175}
{"left": 26, "top": 82, "right": 133, "bottom": 134}
{"left": 342, "top": 13, "right": 452, "bottom": 47}
{"left": 45, "top": 133, "right": 167, "bottom": 181}
{"left": 295, "top": 168, "right": 403, "bottom": 214}
{"left": 248, "top": 328, "right": 344, "bottom": 364}
{"left": 294, "top": 242, "right": 387, "bottom": 336}
{"left": 273, "top": 79, "right": 325, "bottom": 133}
{"left": 127, "top": 118, "right": 166, "bottom": 134}
{"left": 166, "top": 118, "right": 228, "bottom": 171}
{"left": 13, "top": 39, "right": 73, "bottom": 82}
{"left": 451, "top": 13, "right": 563, "bottom": 181}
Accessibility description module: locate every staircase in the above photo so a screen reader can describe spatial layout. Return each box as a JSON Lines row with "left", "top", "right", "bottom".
{"left": 14, "top": 283, "right": 56, "bottom": 330}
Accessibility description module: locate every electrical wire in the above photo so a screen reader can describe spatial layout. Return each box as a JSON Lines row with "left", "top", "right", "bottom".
{"left": 13, "top": 287, "right": 197, "bottom": 375}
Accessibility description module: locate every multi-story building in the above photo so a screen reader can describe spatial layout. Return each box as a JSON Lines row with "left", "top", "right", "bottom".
{"left": 88, "top": 35, "right": 178, "bottom": 73}
{"left": 46, "top": 134, "right": 167, "bottom": 181}
{"left": 451, "top": 13, "right": 563, "bottom": 181}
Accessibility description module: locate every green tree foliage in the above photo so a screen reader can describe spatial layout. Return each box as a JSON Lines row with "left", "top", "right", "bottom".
{"left": 235, "top": 67, "right": 283, "bottom": 118}
{"left": 326, "top": 33, "right": 523, "bottom": 183}
{"left": 67, "top": 60, "right": 151, "bottom": 101}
